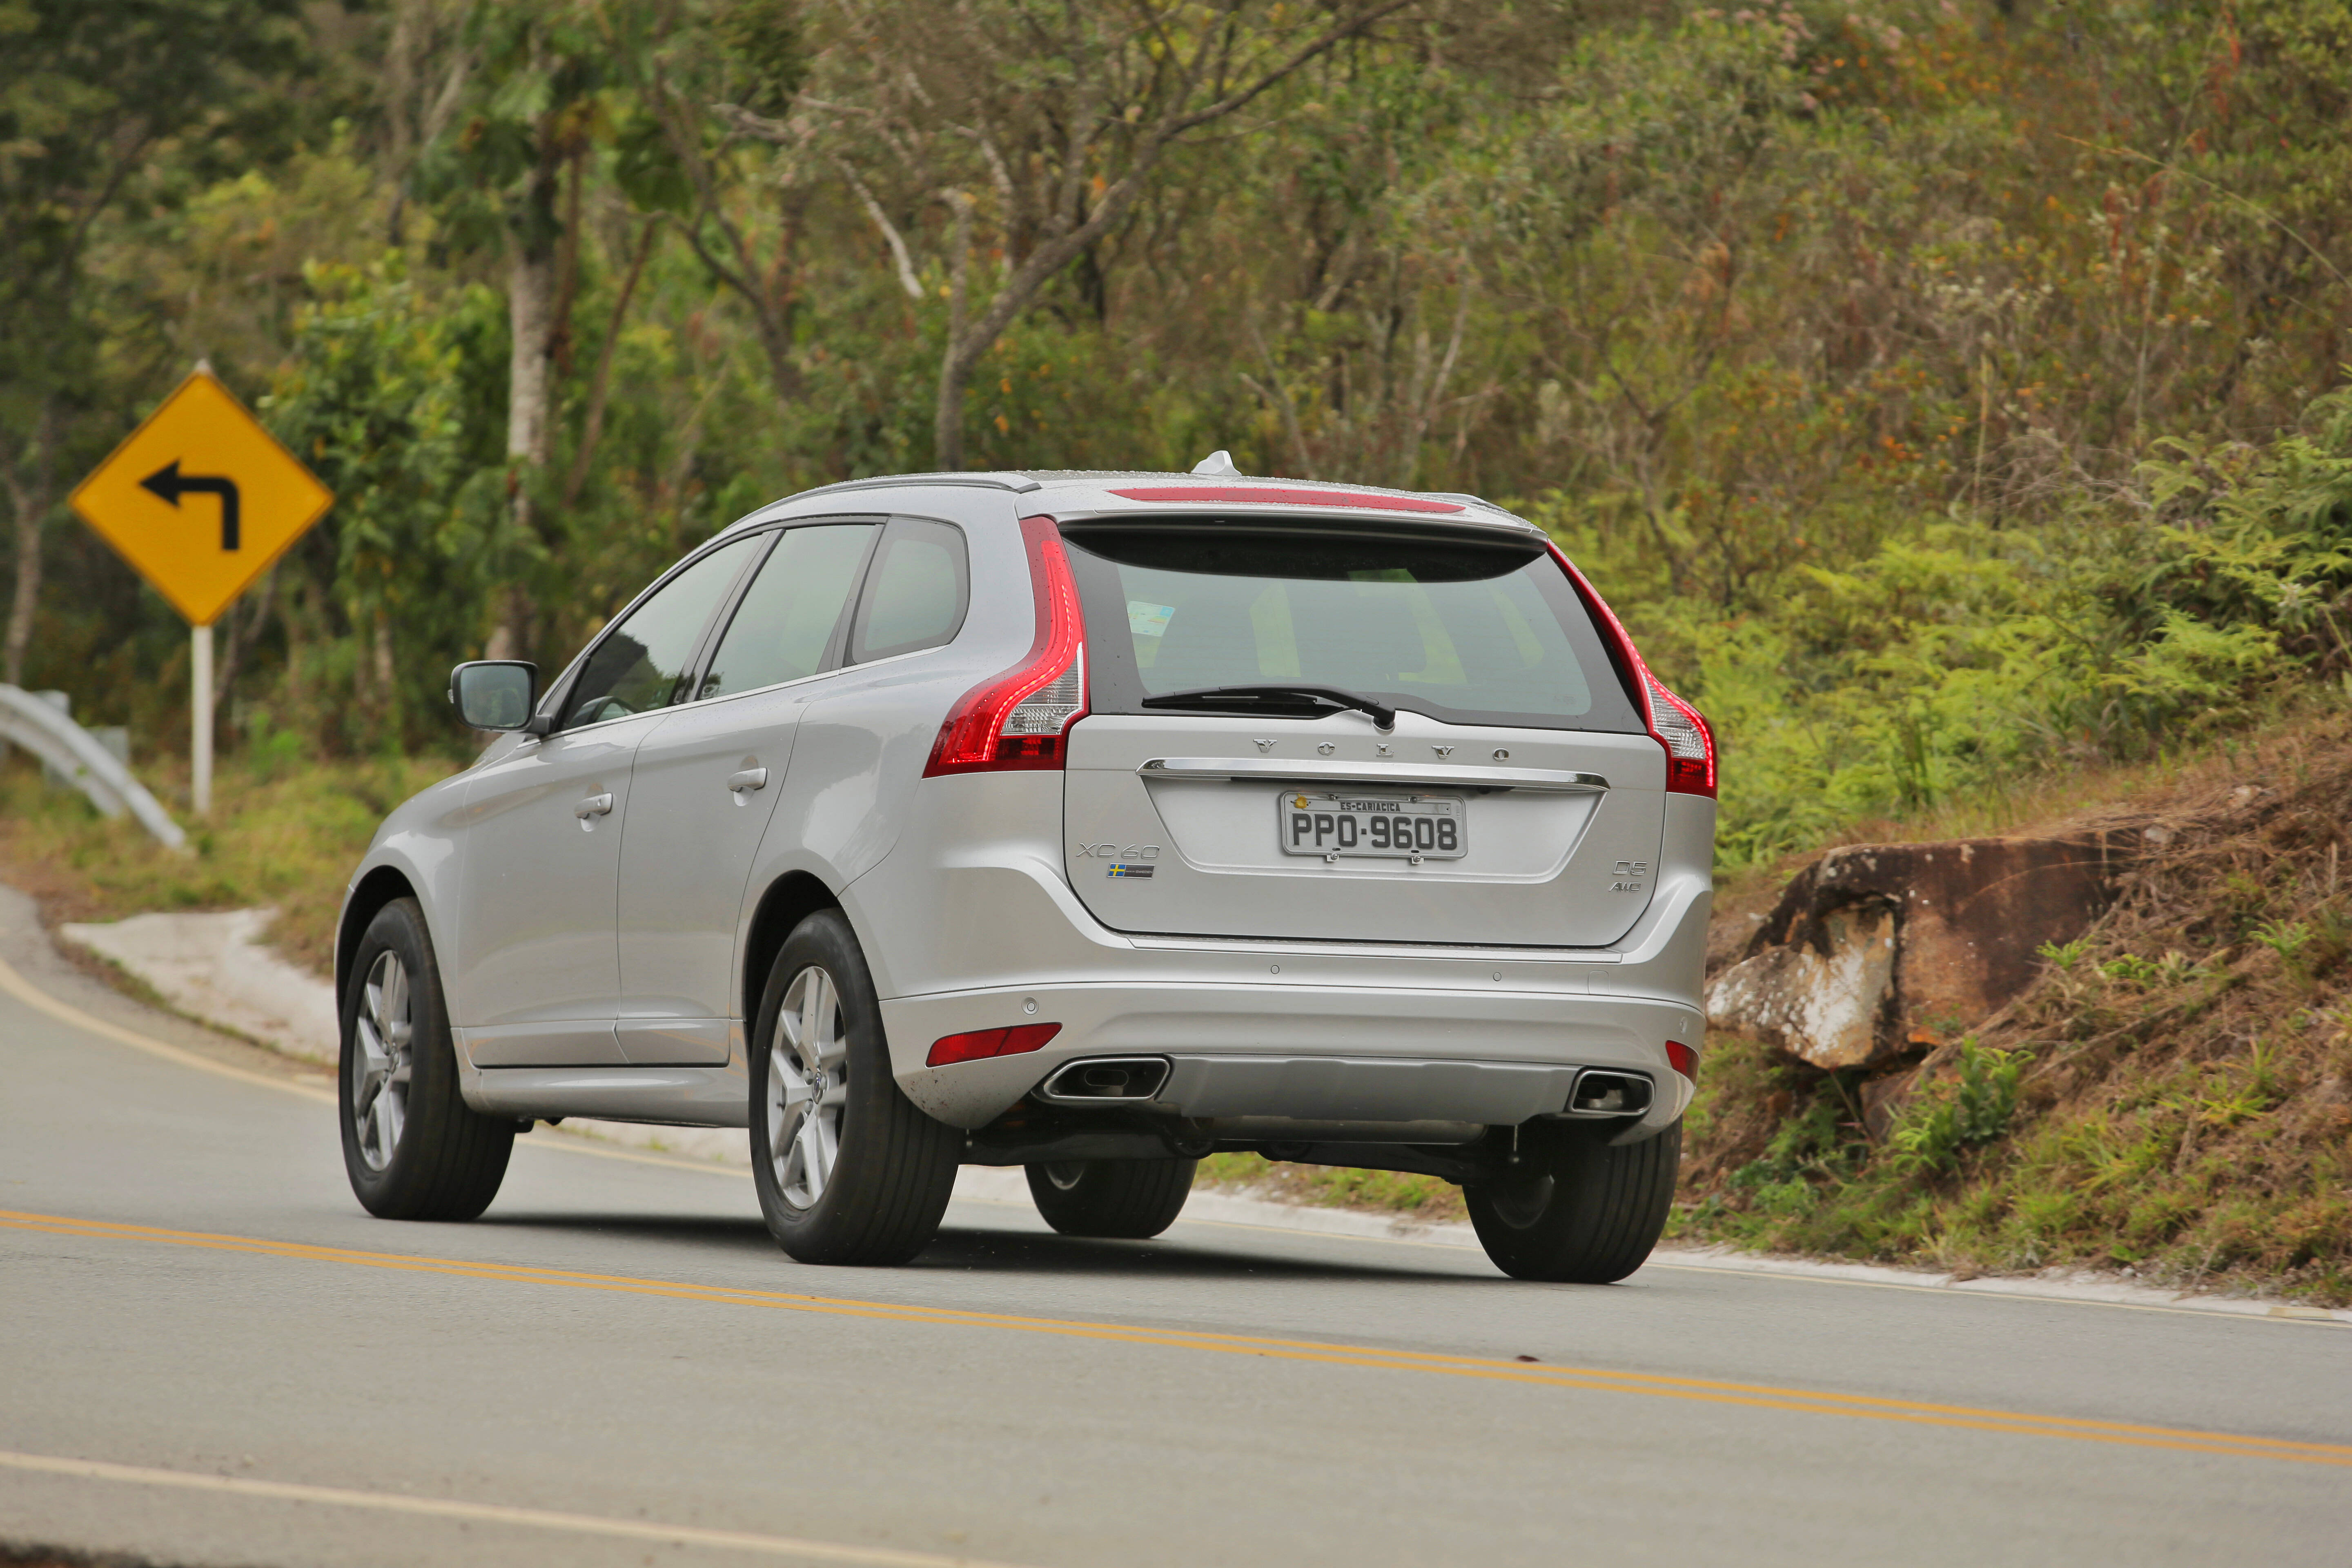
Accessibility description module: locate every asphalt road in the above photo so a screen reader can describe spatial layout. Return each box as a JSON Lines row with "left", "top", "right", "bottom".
{"left": 3, "top": 895, "right": 2348, "bottom": 1568}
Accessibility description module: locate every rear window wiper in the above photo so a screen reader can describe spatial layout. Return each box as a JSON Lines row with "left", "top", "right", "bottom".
{"left": 1139, "top": 684, "right": 1398, "bottom": 731}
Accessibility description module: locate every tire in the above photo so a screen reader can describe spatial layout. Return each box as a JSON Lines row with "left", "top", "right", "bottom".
{"left": 1465, "top": 1120, "right": 1681, "bottom": 1283}
{"left": 339, "top": 897, "right": 514, "bottom": 1221}
{"left": 1025, "top": 1158, "right": 1198, "bottom": 1239}
{"left": 750, "top": 911, "right": 961, "bottom": 1265}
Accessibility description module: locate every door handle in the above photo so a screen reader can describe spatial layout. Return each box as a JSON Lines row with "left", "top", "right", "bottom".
{"left": 727, "top": 768, "right": 769, "bottom": 794}
{"left": 574, "top": 792, "right": 615, "bottom": 819}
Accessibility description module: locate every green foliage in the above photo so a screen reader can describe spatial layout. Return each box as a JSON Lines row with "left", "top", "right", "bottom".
{"left": 11, "top": 0, "right": 2352, "bottom": 820}
{"left": 259, "top": 260, "right": 507, "bottom": 746}
{"left": 708, "top": 0, "right": 806, "bottom": 115}
{"left": 0, "top": 747, "right": 460, "bottom": 976}
{"left": 1887, "top": 1041, "right": 2025, "bottom": 1176}
{"left": 2037, "top": 937, "right": 2093, "bottom": 973}
{"left": 1530, "top": 373, "right": 2352, "bottom": 865}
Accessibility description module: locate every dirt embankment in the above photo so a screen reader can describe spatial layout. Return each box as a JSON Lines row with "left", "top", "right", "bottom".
{"left": 1678, "top": 712, "right": 2352, "bottom": 1304}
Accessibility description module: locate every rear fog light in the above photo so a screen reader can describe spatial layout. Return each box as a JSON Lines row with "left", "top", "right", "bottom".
{"left": 1665, "top": 1040, "right": 1699, "bottom": 1080}
{"left": 927, "top": 1023, "right": 1062, "bottom": 1067}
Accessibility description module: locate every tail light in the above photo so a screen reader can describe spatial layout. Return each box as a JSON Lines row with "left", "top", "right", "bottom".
{"left": 1546, "top": 543, "right": 1717, "bottom": 799}
{"left": 1644, "top": 673, "right": 1717, "bottom": 797}
{"left": 924, "top": 514, "right": 1087, "bottom": 775}
{"left": 927, "top": 1023, "right": 1062, "bottom": 1067}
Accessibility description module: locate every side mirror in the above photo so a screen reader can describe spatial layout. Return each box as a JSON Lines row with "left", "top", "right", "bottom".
{"left": 450, "top": 661, "right": 541, "bottom": 732}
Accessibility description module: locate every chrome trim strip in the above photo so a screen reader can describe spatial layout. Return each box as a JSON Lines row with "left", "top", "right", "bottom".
{"left": 1136, "top": 757, "right": 1609, "bottom": 793}
{"left": 1120, "top": 933, "right": 1624, "bottom": 961}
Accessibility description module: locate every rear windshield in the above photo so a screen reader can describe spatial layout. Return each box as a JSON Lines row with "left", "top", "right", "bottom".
{"left": 1061, "top": 523, "right": 1644, "bottom": 733}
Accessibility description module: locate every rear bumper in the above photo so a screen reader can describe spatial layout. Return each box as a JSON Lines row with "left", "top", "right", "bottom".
{"left": 851, "top": 770, "right": 1714, "bottom": 1139}
{"left": 885, "top": 982, "right": 1700, "bottom": 1134}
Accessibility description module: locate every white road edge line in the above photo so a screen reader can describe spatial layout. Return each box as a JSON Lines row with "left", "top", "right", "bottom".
{"left": 0, "top": 1450, "right": 1036, "bottom": 1568}
{"left": 0, "top": 952, "right": 336, "bottom": 1104}
{"left": 0, "top": 953, "right": 737, "bottom": 1179}
{"left": 11, "top": 949, "right": 2345, "bottom": 1328}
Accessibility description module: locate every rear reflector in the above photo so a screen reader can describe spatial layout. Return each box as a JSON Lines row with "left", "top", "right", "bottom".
{"left": 927, "top": 1023, "right": 1062, "bottom": 1067}
{"left": 1107, "top": 485, "right": 1464, "bottom": 514}
{"left": 1665, "top": 1040, "right": 1699, "bottom": 1080}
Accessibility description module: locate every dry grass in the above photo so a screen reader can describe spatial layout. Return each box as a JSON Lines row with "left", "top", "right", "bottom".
{"left": 1677, "top": 707, "right": 2352, "bottom": 1303}
{"left": 0, "top": 749, "right": 461, "bottom": 976}
{"left": 1196, "top": 1153, "right": 1470, "bottom": 1223}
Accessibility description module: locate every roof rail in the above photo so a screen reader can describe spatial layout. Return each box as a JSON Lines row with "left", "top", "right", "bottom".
{"left": 778, "top": 472, "right": 1044, "bottom": 504}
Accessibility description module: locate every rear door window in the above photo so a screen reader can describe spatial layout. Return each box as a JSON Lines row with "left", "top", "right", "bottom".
{"left": 849, "top": 517, "right": 969, "bottom": 663}
{"left": 701, "top": 522, "right": 880, "bottom": 698}
{"left": 1062, "top": 524, "right": 1644, "bottom": 733}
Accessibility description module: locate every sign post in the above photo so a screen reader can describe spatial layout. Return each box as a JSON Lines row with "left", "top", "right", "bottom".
{"left": 191, "top": 623, "right": 212, "bottom": 816}
{"left": 69, "top": 370, "right": 332, "bottom": 817}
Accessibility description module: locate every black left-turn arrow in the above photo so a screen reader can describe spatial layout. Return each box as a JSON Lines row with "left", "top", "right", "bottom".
{"left": 140, "top": 459, "right": 242, "bottom": 550}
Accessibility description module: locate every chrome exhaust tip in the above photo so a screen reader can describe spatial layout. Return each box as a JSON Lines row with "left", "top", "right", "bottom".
{"left": 1566, "top": 1069, "right": 1654, "bottom": 1116}
{"left": 1038, "top": 1057, "right": 1172, "bottom": 1104}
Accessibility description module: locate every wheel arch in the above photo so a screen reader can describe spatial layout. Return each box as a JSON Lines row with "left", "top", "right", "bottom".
{"left": 337, "top": 865, "right": 421, "bottom": 1007}
{"left": 741, "top": 870, "right": 845, "bottom": 1027}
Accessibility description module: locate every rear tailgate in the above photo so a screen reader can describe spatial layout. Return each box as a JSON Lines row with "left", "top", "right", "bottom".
{"left": 1064, "top": 715, "right": 1664, "bottom": 945}
{"left": 1056, "top": 516, "right": 1665, "bottom": 948}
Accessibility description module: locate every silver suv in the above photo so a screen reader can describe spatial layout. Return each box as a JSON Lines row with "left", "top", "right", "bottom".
{"left": 336, "top": 465, "right": 1716, "bottom": 1282}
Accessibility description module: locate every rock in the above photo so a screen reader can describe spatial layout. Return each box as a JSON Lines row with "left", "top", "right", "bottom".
{"left": 1707, "top": 833, "right": 2136, "bottom": 1070}
{"left": 1704, "top": 902, "right": 1897, "bottom": 1069}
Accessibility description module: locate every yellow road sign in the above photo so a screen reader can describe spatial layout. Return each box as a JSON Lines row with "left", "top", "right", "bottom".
{"left": 69, "top": 371, "right": 332, "bottom": 627}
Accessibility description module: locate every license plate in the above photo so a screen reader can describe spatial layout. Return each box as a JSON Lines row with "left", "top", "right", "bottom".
{"left": 1276, "top": 791, "right": 1467, "bottom": 860}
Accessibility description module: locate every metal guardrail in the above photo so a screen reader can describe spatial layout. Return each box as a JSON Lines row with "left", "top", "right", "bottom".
{"left": 0, "top": 685, "right": 187, "bottom": 851}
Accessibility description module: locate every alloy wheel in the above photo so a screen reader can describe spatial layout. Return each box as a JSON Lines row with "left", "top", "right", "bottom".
{"left": 768, "top": 964, "right": 850, "bottom": 1209}
{"left": 352, "top": 949, "right": 413, "bottom": 1171}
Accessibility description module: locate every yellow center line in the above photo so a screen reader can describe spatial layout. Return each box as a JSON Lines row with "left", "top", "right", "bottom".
{"left": 7, "top": 1209, "right": 2346, "bottom": 1470}
{"left": 0, "top": 1449, "right": 1036, "bottom": 1568}
{"left": 9, "top": 949, "right": 2343, "bottom": 1334}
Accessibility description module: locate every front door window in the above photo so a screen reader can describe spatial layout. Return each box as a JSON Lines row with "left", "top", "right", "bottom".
{"left": 564, "top": 534, "right": 764, "bottom": 728}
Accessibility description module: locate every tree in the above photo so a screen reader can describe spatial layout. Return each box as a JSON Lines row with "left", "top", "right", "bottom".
{"left": 626, "top": 0, "right": 809, "bottom": 410}
{"left": 421, "top": 0, "right": 622, "bottom": 659}
{"left": 263, "top": 261, "right": 498, "bottom": 738}
{"left": 739, "top": 0, "right": 1421, "bottom": 470}
{"left": 0, "top": 0, "right": 299, "bottom": 686}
